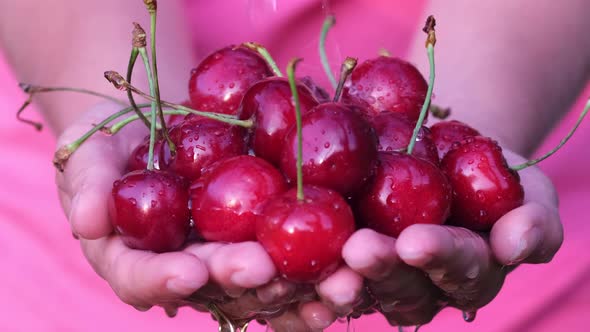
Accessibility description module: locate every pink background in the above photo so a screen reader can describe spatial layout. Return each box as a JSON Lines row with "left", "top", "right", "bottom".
{"left": 1, "top": 0, "right": 589, "bottom": 331}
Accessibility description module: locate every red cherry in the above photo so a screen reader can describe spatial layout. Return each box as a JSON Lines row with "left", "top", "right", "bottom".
{"left": 168, "top": 117, "right": 247, "bottom": 180}
{"left": 441, "top": 136, "right": 524, "bottom": 231}
{"left": 127, "top": 135, "right": 171, "bottom": 172}
{"left": 280, "top": 103, "right": 378, "bottom": 195}
{"left": 188, "top": 46, "right": 273, "bottom": 115}
{"left": 239, "top": 77, "right": 319, "bottom": 165}
{"left": 256, "top": 185, "right": 356, "bottom": 283}
{"left": 167, "top": 100, "right": 194, "bottom": 127}
{"left": 430, "top": 120, "right": 481, "bottom": 159}
{"left": 191, "top": 155, "right": 287, "bottom": 242}
{"left": 356, "top": 152, "right": 452, "bottom": 238}
{"left": 372, "top": 112, "right": 439, "bottom": 165}
{"left": 342, "top": 56, "right": 428, "bottom": 123}
{"left": 109, "top": 170, "right": 191, "bottom": 253}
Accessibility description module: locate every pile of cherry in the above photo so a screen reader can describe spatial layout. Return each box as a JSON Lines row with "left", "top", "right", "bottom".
{"left": 110, "top": 41, "right": 525, "bottom": 283}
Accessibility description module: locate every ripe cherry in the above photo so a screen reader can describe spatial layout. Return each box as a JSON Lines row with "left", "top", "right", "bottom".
{"left": 441, "top": 136, "right": 524, "bottom": 231}
{"left": 239, "top": 77, "right": 319, "bottom": 165}
{"left": 109, "top": 170, "right": 191, "bottom": 252}
{"left": 191, "top": 155, "right": 287, "bottom": 242}
{"left": 372, "top": 112, "right": 439, "bottom": 165}
{"left": 127, "top": 134, "right": 171, "bottom": 172}
{"left": 168, "top": 116, "right": 247, "bottom": 180}
{"left": 342, "top": 56, "right": 428, "bottom": 123}
{"left": 256, "top": 185, "right": 356, "bottom": 282}
{"left": 430, "top": 120, "right": 481, "bottom": 159}
{"left": 188, "top": 46, "right": 273, "bottom": 115}
{"left": 356, "top": 152, "right": 452, "bottom": 237}
{"left": 280, "top": 102, "right": 378, "bottom": 196}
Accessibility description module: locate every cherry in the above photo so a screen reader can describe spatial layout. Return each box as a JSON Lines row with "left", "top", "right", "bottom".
{"left": 167, "top": 100, "right": 194, "bottom": 127}
{"left": 239, "top": 77, "right": 319, "bottom": 165}
{"left": 280, "top": 102, "right": 378, "bottom": 196}
{"left": 342, "top": 56, "right": 428, "bottom": 123}
{"left": 356, "top": 152, "right": 452, "bottom": 237}
{"left": 256, "top": 185, "right": 356, "bottom": 282}
{"left": 441, "top": 136, "right": 524, "bottom": 231}
{"left": 372, "top": 112, "right": 439, "bottom": 165}
{"left": 430, "top": 120, "right": 481, "bottom": 159}
{"left": 109, "top": 170, "right": 191, "bottom": 252}
{"left": 127, "top": 134, "right": 171, "bottom": 171}
{"left": 188, "top": 45, "right": 273, "bottom": 115}
{"left": 190, "top": 155, "right": 287, "bottom": 242}
{"left": 168, "top": 116, "right": 247, "bottom": 180}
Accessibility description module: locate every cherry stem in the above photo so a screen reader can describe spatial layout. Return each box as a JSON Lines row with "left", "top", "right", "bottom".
{"left": 407, "top": 15, "right": 436, "bottom": 155}
{"left": 242, "top": 42, "right": 283, "bottom": 77}
{"left": 319, "top": 15, "right": 338, "bottom": 90}
{"left": 52, "top": 103, "right": 152, "bottom": 172}
{"left": 287, "top": 58, "right": 305, "bottom": 201}
{"left": 207, "top": 303, "right": 236, "bottom": 332}
{"left": 333, "top": 57, "right": 357, "bottom": 102}
{"left": 379, "top": 48, "right": 392, "bottom": 57}
{"left": 138, "top": 47, "right": 159, "bottom": 170}
{"left": 429, "top": 104, "right": 451, "bottom": 119}
{"left": 108, "top": 109, "right": 187, "bottom": 135}
{"left": 16, "top": 84, "right": 126, "bottom": 131}
{"left": 510, "top": 97, "right": 590, "bottom": 171}
{"left": 126, "top": 47, "right": 151, "bottom": 128}
{"left": 104, "top": 71, "right": 253, "bottom": 128}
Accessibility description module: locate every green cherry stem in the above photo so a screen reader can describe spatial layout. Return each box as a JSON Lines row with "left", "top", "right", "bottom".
{"left": 319, "top": 15, "right": 337, "bottom": 90}
{"left": 104, "top": 71, "right": 253, "bottom": 128}
{"left": 510, "top": 97, "right": 590, "bottom": 171}
{"left": 52, "top": 103, "right": 152, "bottom": 172}
{"left": 287, "top": 58, "right": 305, "bottom": 201}
{"left": 242, "top": 42, "right": 283, "bottom": 77}
{"left": 407, "top": 15, "right": 436, "bottom": 155}
{"left": 126, "top": 23, "right": 151, "bottom": 128}
{"left": 145, "top": 1, "right": 175, "bottom": 156}
{"left": 333, "top": 57, "right": 357, "bottom": 102}
{"left": 137, "top": 47, "right": 159, "bottom": 170}
{"left": 107, "top": 109, "right": 187, "bottom": 135}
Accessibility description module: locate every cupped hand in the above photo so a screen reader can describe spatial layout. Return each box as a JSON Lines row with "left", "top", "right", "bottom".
{"left": 341, "top": 149, "right": 563, "bottom": 327}
{"left": 54, "top": 102, "right": 359, "bottom": 331}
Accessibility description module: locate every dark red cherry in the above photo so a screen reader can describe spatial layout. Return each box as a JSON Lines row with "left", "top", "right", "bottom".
{"left": 256, "top": 185, "right": 356, "bottom": 283}
{"left": 167, "top": 100, "right": 194, "bottom": 127}
{"left": 109, "top": 170, "right": 191, "bottom": 252}
{"left": 239, "top": 77, "right": 319, "bottom": 165}
{"left": 280, "top": 103, "right": 378, "bottom": 195}
{"left": 168, "top": 116, "right": 247, "bottom": 180}
{"left": 430, "top": 120, "right": 481, "bottom": 159}
{"left": 441, "top": 136, "right": 524, "bottom": 231}
{"left": 372, "top": 112, "right": 439, "bottom": 165}
{"left": 127, "top": 135, "right": 171, "bottom": 172}
{"left": 189, "top": 46, "right": 273, "bottom": 115}
{"left": 356, "top": 152, "right": 452, "bottom": 238}
{"left": 342, "top": 56, "right": 428, "bottom": 123}
{"left": 191, "top": 155, "right": 287, "bottom": 242}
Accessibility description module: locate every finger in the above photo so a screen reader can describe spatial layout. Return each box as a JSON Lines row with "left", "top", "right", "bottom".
{"left": 81, "top": 236, "right": 208, "bottom": 308}
{"left": 343, "top": 229, "right": 441, "bottom": 319}
{"left": 299, "top": 301, "right": 337, "bottom": 330}
{"left": 256, "top": 278, "right": 297, "bottom": 305}
{"left": 396, "top": 224, "right": 505, "bottom": 309}
{"left": 316, "top": 266, "right": 363, "bottom": 315}
{"left": 203, "top": 242, "right": 277, "bottom": 297}
{"left": 491, "top": 202, "right": 563, "bottom": 265}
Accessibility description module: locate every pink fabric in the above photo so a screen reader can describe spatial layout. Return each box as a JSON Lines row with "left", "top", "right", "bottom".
{"left": 1, "top": 0, "right": 589, "bottom": 330}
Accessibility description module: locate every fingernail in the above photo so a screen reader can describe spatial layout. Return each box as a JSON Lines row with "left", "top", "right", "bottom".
{"left": 71, "top": 231, "right": 79, "bottom": 240}
{"left": 380, "top": 300, "right": 399, "bottom": 313}
{"left": 164, "top": 306, "right": 178, "bottom": 318}
{"left": 509, "top": 227, "right": 542, "bottom": 265}
{"left": 133, "top": 305, "right": 152, "bottom": 312}
{"left": 166, "top": 277, "right": 203, "bottom": 295}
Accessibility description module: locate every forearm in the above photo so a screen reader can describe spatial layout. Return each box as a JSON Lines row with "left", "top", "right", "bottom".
{"left": 408, "top": 0, "right": 590, "bottom": 157}
{"left": 0, "top": 0, "right": 194, "bottom": 135}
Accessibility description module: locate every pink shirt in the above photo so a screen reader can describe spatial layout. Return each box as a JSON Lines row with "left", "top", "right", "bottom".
{"left": 1, "top": 1, "right": 589, "bottom": 331}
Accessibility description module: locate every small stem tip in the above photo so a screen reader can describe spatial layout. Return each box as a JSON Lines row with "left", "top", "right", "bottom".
{"left": 333, "top": 56, "right": 357, "bottom": 102}
{"left": 242, "top": 42, "right": 283, "bottom": 77}
{"left": 319, "top": 15, "right": 338, "bottom": 89}
{"left": 423, "top": 15, "right": 437, "bottom": 47}
{"left": 104, "top": 71, "right": 130, "bottom": 90}
{"left": 143, "top": 0, "right": 157, "bottom": 12}
{"left": 430, "top": 104, "right": 451, "bottom": 119}
{"left": 132, "top": 22, "right": 147, "bottom": 48}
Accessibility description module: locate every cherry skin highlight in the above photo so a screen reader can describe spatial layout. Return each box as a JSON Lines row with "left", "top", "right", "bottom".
{"left": 109, "top": 170, "right": 191, "bottom": 253}
{"left": 441, "top": 136, "right": 524, "bottom": 231}
{"left": 372, "top": 112, "right": 439, "bottom": 165}
{"left": 239, "top": 77, "right": 319, "bottom": 165}
{"left": 256, "top": 185, "right": 356, "bottom": 283}
{"left": 342, "top": 56, "right": 428, "bottom": 123}
{"left": 189, "top": 46, "right": 273, "bottom": 115}
{"left": 356, "top": 152, "right": 452, "bottom": 238}
{"left": 430, "top": 120, "right": 481, "bottom": 159}
{"left": 167, "top": 116, "right": 247, "bottom": 180}
{"left": 280, "top": 103, "right": 378, "bottom": 196}
{"left": 191, "top": 155, "right": 287, "bottom": 242}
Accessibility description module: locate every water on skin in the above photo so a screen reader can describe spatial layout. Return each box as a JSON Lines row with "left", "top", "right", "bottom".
{"left": 463, "top": 310, "right": 477, "bottom": 323}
